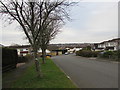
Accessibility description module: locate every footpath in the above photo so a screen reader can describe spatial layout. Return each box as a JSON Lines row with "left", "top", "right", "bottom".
{"left": 2, "top": 60, "right": 33, "bottom": 88}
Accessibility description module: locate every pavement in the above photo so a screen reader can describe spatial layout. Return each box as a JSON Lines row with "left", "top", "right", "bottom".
{"left": 2, "top": 61, "right": 33, "bottom": 88}
{"left": 52, "top": 54, "right": 118, "bottom": 88}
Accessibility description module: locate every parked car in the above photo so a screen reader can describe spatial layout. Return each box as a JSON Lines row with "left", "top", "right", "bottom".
{"left": 46, "top": 54, "right": 52, "bottom": 57}
{"left": 40, "top": 54, "right": 52, "bottom": 57}
{"left": 65, "top": 52, "right": 69, "bottom": 55}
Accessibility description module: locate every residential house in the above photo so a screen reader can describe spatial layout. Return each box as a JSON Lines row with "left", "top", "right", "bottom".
{"left": 8, "top": 45, "right": 31, "bottom": 56}
{"left": 0, "top": 44, "right": 4, "bottom": 47}
{"left": 47, "top": 45, "right": 67, "bottom": 55}
{"left": 94, "top": 38, "right": 120, "bottom": 51}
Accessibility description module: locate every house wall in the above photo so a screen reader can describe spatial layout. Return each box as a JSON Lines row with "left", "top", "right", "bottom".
{"left": 51, "top": 52, "right": 57, "bottom": 56}
{"left": 17, "top": 47, "right": 32, "bottom": 56}
{"left": 17, "top": 49, "right": 21, "bottom": 55}
{"left": 98, "top": 44, "right": 105, "bottom": 49}
{"left": 51, "top": 51, "right": 63, "bottom": 56}
{"left": 58, "top": 52, "right": 62, "bottom": 55}
{"left": 97, "top": 40, "right": 119, "bottom": 51}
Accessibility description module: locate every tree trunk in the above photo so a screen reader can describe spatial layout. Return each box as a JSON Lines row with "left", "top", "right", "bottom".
{"left": 34, "top": 49, "right": 42, "bottom": 77}
{"left": 42, "top": 48, "right": 46, "bottom": 64}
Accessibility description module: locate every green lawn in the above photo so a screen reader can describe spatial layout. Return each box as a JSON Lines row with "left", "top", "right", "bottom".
{"left": 11, "top": 58, "right": 77, "bottom": 88}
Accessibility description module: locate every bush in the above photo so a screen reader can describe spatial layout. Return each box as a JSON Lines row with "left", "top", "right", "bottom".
{"left": 102, "top": 51, "right": 114, "bottom": 58}
{"left": 25, "top": 54, "right": 34, "bottom": 61}
{"left": 76, "top": 51, "right": 80, "bottom": 56}
{"left": 117, "top": 50, "right": 120, "bottom": 59}
{"left": 82, "top": 46, "right": 91, "bottom": 51}
{"left": 18, "top": 56, "right": 28, "bottom": 63}
{"left": 98, "top": 50, "right": 120, "bottom": 61}
{"left": 112, "top": 50, "right": 120, "bottom": 61}
{"left": 76, "top": 50, "right": 120, "bottom": 61}
{"left": 18, "top": 54, "right": 34, "bottom": 63}
{"left": 2, "top": 47, "right": 18, "bottom": 72}
{"left": 76, "top": 50, "right": 99, "bottom": 57}
{"left": 92, "top": 51, "right": 99, "bottom": 57}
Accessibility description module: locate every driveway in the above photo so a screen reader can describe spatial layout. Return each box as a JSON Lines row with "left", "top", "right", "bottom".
{"left": 52, "top": 54, "right": 118, "bottom": 88}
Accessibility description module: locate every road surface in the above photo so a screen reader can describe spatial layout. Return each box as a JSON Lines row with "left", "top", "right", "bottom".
{"left": 52, "top": 54, "right": 118, "bottom": 88}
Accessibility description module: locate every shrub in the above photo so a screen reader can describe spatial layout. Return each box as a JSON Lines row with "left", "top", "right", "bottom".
{"left": 18, "top": 56, "right": 28, "bottom": 63}
{"left": 25, "top": 54, "right": 34, "bottom": 61}
{"left": 98, "top": 50, "right": 120, "bottom": 61}
{"left": 18, "top": 54, "right": 34, "bottom": 63}
{"left": 76, "top": 50, "right": 99, "bottom": 57}
{"left": 82, "top": 50, "right": 92, "bottom": 57}
{"left": 82, "top": 46, "right": 91, "bottom": 51}
{"left": 92, "top": 51, "right": 99, "bottom": 57}
{"left": 102, "top": 51, "right": 114, "bottom": 58}
{"left": 77, "top": 50, "right": 120, "bottom": 61}
{"left": 76, "top": 51, "right": 79, "bottom": 56}
{"left": 117, "top": 50, "right": 120, "bottom": 59}
{"left": 112, "top": 50, "right": 120, "bottom": 61}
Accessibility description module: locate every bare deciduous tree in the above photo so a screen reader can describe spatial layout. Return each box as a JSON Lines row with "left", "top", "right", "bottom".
{"left": 40, "top": 19, "right": 63, "bottom": 63}
{"left": 0, "top": 0, "right": 42, "bottom": 77}
{"left": 0, "top": 0, "right": 76, "bottom": 76}
{"left": 38, "top": 1, "right": 75, "bottom": 63}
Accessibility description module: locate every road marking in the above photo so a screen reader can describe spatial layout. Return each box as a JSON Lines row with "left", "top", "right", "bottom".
{"left": 67, "top": 76, "right": 70, "bottom": 79}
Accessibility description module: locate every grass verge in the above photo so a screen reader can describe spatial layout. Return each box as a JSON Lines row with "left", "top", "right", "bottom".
{"left": 11, "top": 58, "right": 77, "bottom": 88}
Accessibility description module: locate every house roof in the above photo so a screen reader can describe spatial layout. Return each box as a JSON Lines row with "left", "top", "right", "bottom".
{"left": 0, "top": 44, "right": 4, "bottom": 47}
{"left": 47, "top": 45, "right": 59, "bottom": 51}
{"left": 99, "top": 38, "right": 120, "bottom": 44}
{"left": 7, "top": 45, "right": 31, "bottom": 49}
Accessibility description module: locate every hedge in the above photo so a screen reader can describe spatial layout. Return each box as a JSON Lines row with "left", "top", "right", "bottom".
{"left": 2, "top": 47, "right": 18, "bottom": 72}
{"left": 100, "top": 51, "right": 114, "bottom": 58}
{"left": 99, "top": 50, "right": 120, "bottom": 61}
{"left": 76, "top": 49, "right": 120, "bottom": 61}
{"left": 76, "top": 50, "right": 99, "bottom": 57}
{"left": 18, "top": 54, "right": 34, "bottom": 63}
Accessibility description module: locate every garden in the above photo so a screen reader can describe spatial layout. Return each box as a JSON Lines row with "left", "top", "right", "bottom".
{"left": 76, "top": 46, "right": 120, "bottom": 61}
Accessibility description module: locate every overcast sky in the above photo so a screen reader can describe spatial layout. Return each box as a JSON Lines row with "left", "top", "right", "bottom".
{"left": 1, "top": 0, "right": 119, "bottom": 46}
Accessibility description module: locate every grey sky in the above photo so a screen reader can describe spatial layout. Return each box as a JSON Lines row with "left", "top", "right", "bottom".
{"left": 1, "top": 0, "right": 119, "bottom": 46}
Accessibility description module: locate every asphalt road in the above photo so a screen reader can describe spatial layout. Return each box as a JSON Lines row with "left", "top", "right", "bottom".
{"left": 52, "top": 54, "right": 118, "bottom": 88}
